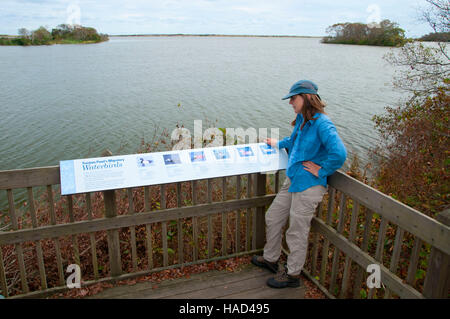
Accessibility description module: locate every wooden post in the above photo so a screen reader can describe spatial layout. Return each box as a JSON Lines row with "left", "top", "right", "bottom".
{"left": 101, "top": 150, "right": 122, "bottom": 277}
{"left": 311, "top": 202, "right": 323, "bottom": 277}
{"left": 320, "top": 187, "right": 336, "bottom": 286}
{"left": 144, "top": 186, "right": 153, "bottom": 269}
{"left": 330, "top": 193, "right": 347, "bottom": 294}
{"left": 160, "top": 185, "right": 169, "bottom": 267}
{"left": 423, "top": 209, "right": 450, "bottom": 299}
{"left": 254, "top": 173, "right": 266, "bottom": 249}
{"left": 7, "top": 189, "right": 29, "bottom": 293}
{"left": 86, "top": 192, "right": 100, "bottom": 279}
{"left": 47, "top": 185, "right": 65, "bottom": 286}
{"left": 368, "top": 216, "right": 388, "bottom": 299}
{"left": 353, "top": 208, "right": 373, "bottom": 298}
{"left": 384, "top": 226, "right": 404, "bottom": 299}
{"left": 235, "top": 175, "right": 241, "bottom": 253}
{"left": 67, "top": 196, "right": 81, "bottom": 266}
{"left": 176, "top": 182, "right": 184, "bottom": 264}
{"left": 104, "top": 189, "right": 122, "bottom": 277}
{"left": 27, "top": 187, "right": 47, "bottom": 290}
{"left": 192, "top": 180, "right": 199, "bottom": 261}
{"left": 340, "top": 200, "right": 360, "bottom": 298}
{"left": 406, "top": 237, "right": 422, "bottom": 287}
{"left": 222, "top": 177, "right": 227, "bottom": 256}
{"left": 246, "top": 174, "right": 252, "bottom": 251}
{"left": 207, "top": 179, "right": 213, "bottom": 259}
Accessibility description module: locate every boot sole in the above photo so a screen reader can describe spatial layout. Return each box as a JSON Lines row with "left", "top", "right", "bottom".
{"left": 266, "top": 278, "right": 301, "bottom": 289}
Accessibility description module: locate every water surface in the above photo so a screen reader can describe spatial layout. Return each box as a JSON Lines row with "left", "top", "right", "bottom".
{"left": 0, "top": 36, "right": 406, "bottom": 208}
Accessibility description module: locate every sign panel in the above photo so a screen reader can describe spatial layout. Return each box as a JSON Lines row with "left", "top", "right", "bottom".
{"left": 60, "top": 143, "right": 288, "bottom": 195}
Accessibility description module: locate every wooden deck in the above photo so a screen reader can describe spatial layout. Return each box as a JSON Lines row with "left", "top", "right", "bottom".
{"left": 2, "top": 166, "right": 448, "bottom": 299}
{"left": 87, "top": 265, "right": 305, "bottom": 299}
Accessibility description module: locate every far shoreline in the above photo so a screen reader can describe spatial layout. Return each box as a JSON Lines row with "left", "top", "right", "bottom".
{"left": 108, "top": 34, "right": 324, "bottom": 38}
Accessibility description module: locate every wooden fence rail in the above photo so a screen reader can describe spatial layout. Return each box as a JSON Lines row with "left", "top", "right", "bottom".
{"left": 304, "top": 171, "right": 450, "bottom": 299}
{"left": 0, "top": 164, "right": 270, "bottom": 298}
{"left": 0, "top": 165, "right": 448, "bottom": 299}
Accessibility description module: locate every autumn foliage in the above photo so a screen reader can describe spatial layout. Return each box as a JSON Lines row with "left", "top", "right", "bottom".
{"left": 322, "top": 19, "right": 407, "bottom": 46}
{"left": 371, "top": 86, "right": 450, "bottom": 217}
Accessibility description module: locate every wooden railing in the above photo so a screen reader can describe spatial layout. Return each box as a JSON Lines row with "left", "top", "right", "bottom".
{"left": 304, "top": 171, "right": 450, "bottom": 299}
{"left": 0, "top": 166, "right": 448, "bottom": 299}
{"left": 0, "top": 165, "right": 273, "bottom": 298}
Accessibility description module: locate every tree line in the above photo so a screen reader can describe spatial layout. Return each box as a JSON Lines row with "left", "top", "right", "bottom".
{"left": 322, "top": 19, "right": 407, "bottom": 46}
{"left": 0, "top": 24, "right": 108, "bottom": 46}
{"left": 419, "top": 32, "right": 450, "bottom": 42}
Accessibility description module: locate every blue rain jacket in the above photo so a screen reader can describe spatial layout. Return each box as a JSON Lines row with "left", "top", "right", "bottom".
{"left": 277, "top": 112, "right": 347, "bottom": 193}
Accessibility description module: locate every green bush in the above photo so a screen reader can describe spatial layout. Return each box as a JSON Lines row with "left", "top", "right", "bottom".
{"left": 0, "top": 37, "right": 13, "bottom": 45}
{"left": 0, "top": 24, "right": 109, "bottom": 46}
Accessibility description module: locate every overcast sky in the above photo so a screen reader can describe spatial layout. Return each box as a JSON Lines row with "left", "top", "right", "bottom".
{"left": 1, "top": 0, "right": 433, "bottom": 37}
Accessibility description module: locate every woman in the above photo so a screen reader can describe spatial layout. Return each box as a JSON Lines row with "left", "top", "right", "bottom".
{"left": 251, "top": 79, "right": 347, "bottom": 288}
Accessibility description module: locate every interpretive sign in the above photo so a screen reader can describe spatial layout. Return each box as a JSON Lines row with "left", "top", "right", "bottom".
{"left": 60, "top": 143, "right": 288, "bottom": 195}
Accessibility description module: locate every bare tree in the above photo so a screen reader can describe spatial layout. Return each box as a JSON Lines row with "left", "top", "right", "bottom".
{"left": 384, "top": 0, "right": 450, "bottom": 100}
{"left": 422, "top": 0, "right": 450, "bottom": 62}
{"left": 422, "top": 0, "right": 449, "bottom": 34}
{"left": 18, "top": 28, "right": 29, "bottom": 39}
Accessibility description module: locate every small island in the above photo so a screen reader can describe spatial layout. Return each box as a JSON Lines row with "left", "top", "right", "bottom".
{"left": 0, "top": 24, "right": 108, "bottom": 46}
{"left": 322, "top": 19, "right": 407, "bottom": 47}
{"left": 419, "top": 32, "right": 450, "bottom": 42}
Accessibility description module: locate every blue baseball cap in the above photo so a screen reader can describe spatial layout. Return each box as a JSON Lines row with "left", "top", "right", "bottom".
{"left": 282, "top": 80, "right": 319, "bottom": 100}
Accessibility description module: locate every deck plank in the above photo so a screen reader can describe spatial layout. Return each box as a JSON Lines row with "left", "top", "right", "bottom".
{"left": 88, "top": 265, "right": 305, "bottom": 299}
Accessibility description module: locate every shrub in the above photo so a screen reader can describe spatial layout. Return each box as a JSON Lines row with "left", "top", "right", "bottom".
{"left": 371, "top": 85, "right": 449, "bottom": 217}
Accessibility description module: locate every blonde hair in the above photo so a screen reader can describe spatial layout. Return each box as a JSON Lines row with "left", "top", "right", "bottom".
{"left": 291, "top": 94, "right": 327, "bottom": 129}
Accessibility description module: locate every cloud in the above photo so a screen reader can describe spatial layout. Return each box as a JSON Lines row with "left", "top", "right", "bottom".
{"left": 0, "top": 0, "right": 432, "bottom": 37}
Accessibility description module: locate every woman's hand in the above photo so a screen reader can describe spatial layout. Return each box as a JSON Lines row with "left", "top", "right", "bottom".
{"left": 264, "top": 138, "right": 278, "bottom": 147}
{"left": 303, "top": 161, "right": 321, "bottom": 177}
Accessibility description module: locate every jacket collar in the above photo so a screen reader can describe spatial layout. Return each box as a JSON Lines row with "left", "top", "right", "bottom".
{"left": 296, "top": 112, "right": 321, "bottom": 127}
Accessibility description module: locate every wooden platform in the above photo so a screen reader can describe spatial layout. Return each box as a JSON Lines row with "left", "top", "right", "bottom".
{"left": 88, "top": 265, "right": 305, "bottom": 299}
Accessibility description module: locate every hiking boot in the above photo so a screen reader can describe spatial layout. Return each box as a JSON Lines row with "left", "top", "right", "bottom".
{"left": 266, "top": 268, "right": 302, "bottom": 288}
{"left": 251, "top": 255, "right": 279, "bottom": 273}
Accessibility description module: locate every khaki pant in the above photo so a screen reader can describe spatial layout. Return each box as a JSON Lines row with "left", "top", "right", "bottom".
{"left": 263, "top": 178, "right": 326, "bottom": 276}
